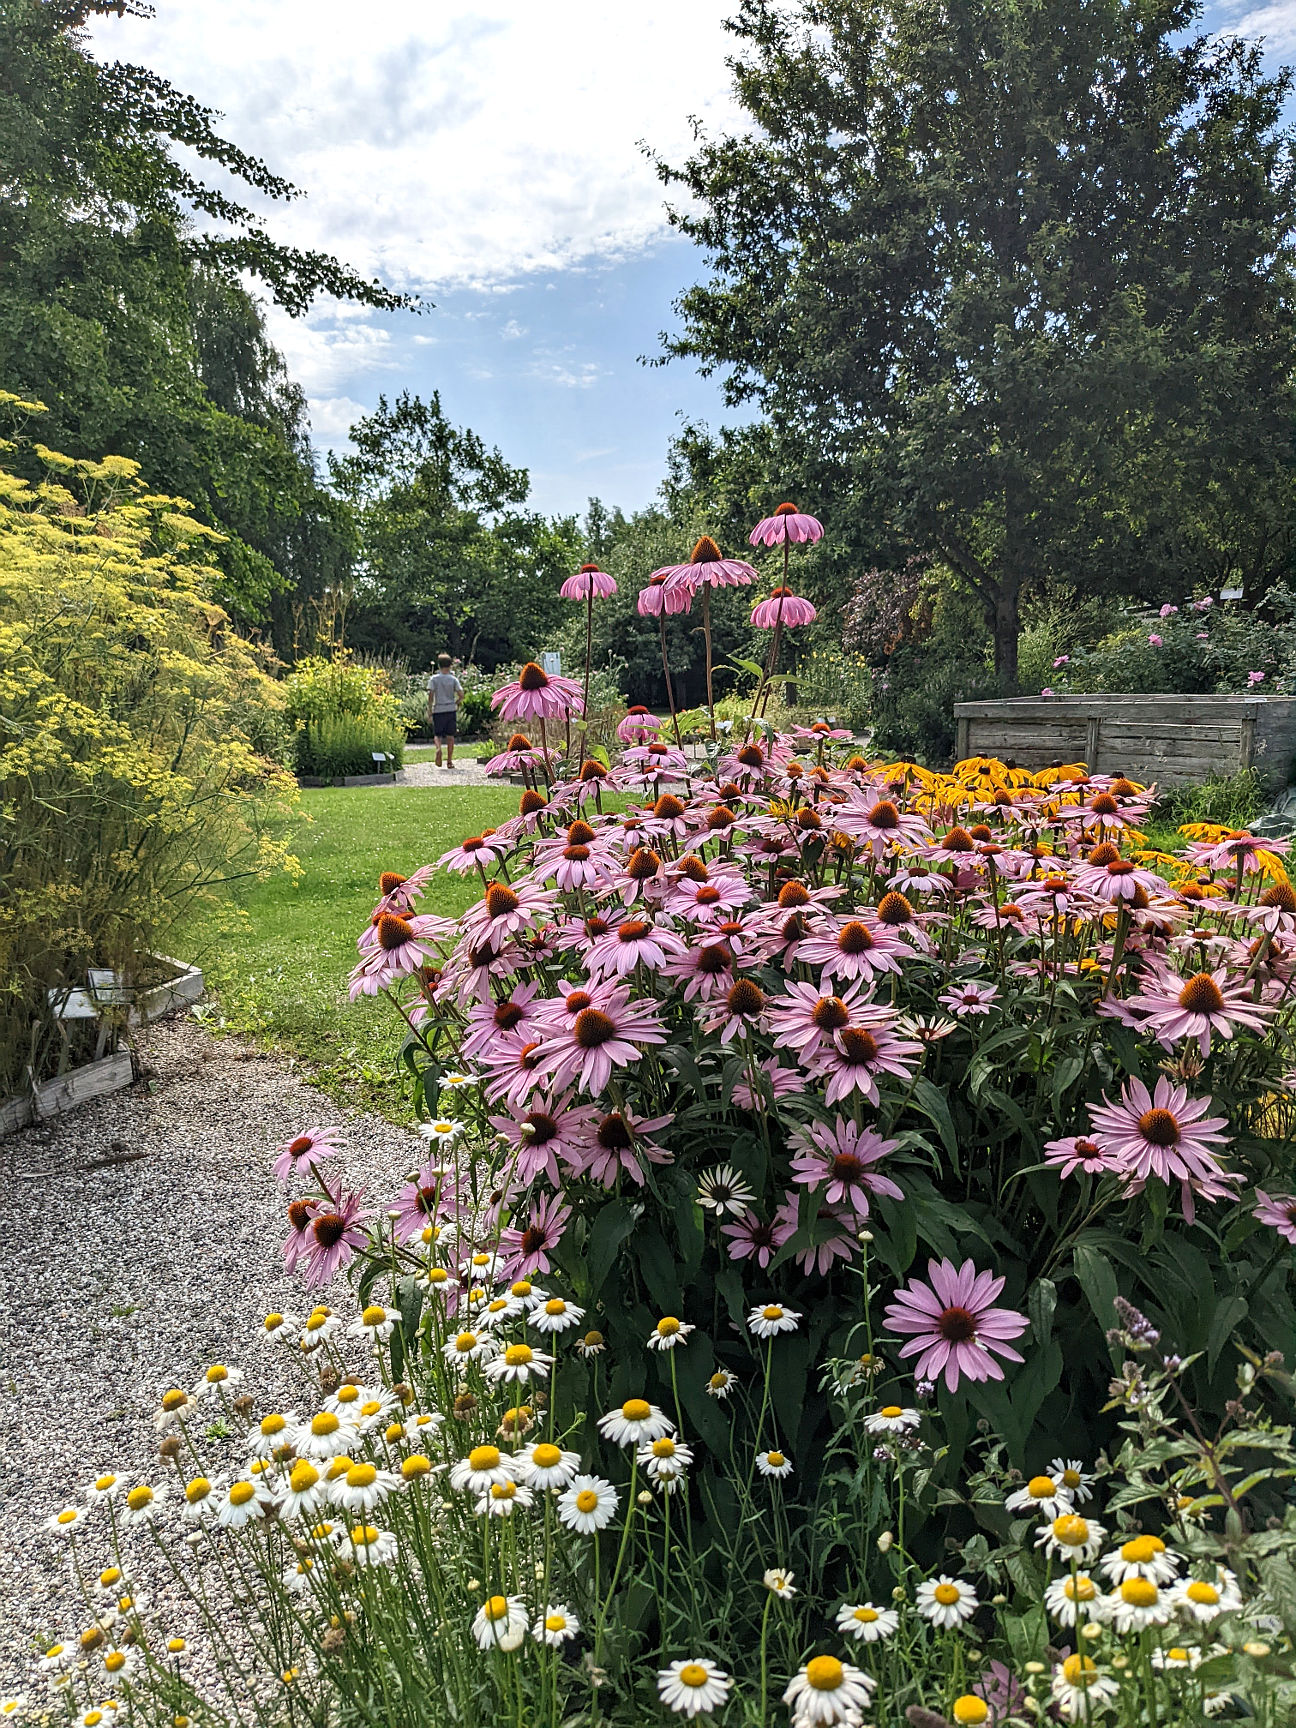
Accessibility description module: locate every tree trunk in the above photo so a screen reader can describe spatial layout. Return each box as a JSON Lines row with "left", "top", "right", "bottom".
{"left": 992, "top": 575, "right": 1021, "bottom": 691}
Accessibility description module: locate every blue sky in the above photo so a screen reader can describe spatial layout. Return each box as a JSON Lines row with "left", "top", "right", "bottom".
{"left": 92, "top": 0, "right": 1296, "bottom": 521}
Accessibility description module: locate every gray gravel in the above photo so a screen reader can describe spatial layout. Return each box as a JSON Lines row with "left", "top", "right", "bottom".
{"left": 0, "top": 1016, "right": 423, "bottom": 1695}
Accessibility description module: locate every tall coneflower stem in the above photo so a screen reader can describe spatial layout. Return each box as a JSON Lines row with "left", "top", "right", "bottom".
{"left": 702, "top": 584, "right": 716, "bottom": 741}
{"left": 658, "top": 616, "right": 683, "bottom": 746}
{"left": 582, "top": 590, "right": 594, "bottom": 723}
{"left": 755, "top": 541, "right": 792, "bottom": 723}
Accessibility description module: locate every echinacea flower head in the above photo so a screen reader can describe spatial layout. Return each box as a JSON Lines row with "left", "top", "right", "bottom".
{"left": 596, "top": 1398, "right": 674, "bottom": 1448}
{"left": 272, "top": 1124, "right": 344, "bottom": 1184}
{"left": 1129, "top": 967, "right": 1273, "bottom": 1056}
{"left": 559, "top": 562, "right": 617, "bottom": 600}
{"left": 1253, "top": 1190, "right": 1296, "bottom": 1245}
{"left": 749, "top": 502, "right": 824, "bottom": 546}
{"left": 298, "top": 1189, "right": 374, "bottom": 1288}
{"left": 491, "top": 661, "right": 585, "bottom": 722}
{"left": 882, "top": 1259, "right": 1027, "bottom": 1392}
{"left": 916, "top": 1575, "right": 979, "bottom": 1628}
{"left": 836, "top": 1601, "right": 899, "bottom": 1642}
{"left": 655, "top": 535, "right": 757, "bottom": 598}
{"left": 783, "top": 1655, "right": 876, "bottom": 1725}
{"left": 657, "top": 1658, "right": 734, "bottom": 1718}
{"left": 751, "top": 586, "right": 817, "bottom": 628}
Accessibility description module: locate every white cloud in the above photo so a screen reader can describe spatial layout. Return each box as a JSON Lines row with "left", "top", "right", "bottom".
{"left": 500, "top": 319, "right": 527, "bottom": 341}
{"left": 1215, "top": 1, "right": 1296, "bottom": 50}
{"left": 89, "top": 0, "right": 739, "bottom": 294}
{"left": 307, "top": 395, "right": 368, "bottom": 440}
{"left": 262, "top": 306, "right": 399, "bottom": 394}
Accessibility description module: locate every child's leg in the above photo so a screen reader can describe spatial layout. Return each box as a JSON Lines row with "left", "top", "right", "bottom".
{"left": 446, "top": 732, "right": 455, "bottom": 766}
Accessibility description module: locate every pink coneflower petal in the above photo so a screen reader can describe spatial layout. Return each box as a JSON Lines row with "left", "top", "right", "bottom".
{"left": 882, "top": 1258, "right": 1027, "bottom": 1393}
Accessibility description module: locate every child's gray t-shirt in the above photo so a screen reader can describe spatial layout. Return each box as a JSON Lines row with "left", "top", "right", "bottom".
{"left": 427, "top": 672, "right": 464, "bottom": 712}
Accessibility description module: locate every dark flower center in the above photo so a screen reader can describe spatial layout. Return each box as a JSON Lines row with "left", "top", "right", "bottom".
{"left": 618, "top": 920, "right": 651, "bottom": 944}
{"left": 378, "top": 913, "right": 414, "bottom": 952}
{"left": 288, "top": 1200, "right": 314, "bottom": 1232}
{"left": 597, "top": 1114, "right": 633, "bottom": 1151}
{"left": 778, "top": 881, "right": 811, "bottom": 908}
{"left": 379, "top": 872, "right": 406, "bottom": 894}
{"left": 838, "top": 1028, "right": 880, "bottom": 1063}
{"left": 738, "top": 745, "right": 764, "bottom": 768}
{"left": 519, "top": 1224, "right": 548, "bottom": 1253}
{"left": 867, "top": 801, "right": 900, "bottom": 830}
{"left": 831, "top": 1152, "right": 866, "bottom": 1180}
{"left": 507, "top": 734, "right": 533, "bottom": 751}
{"left": 1107, "top": 860, "right": 1136, "bottom": 877}
{"left": 679, "top": 854, "right": 709, "bottom": 882}
{"left": 654, "top": 794, "right": 686, "bottom": 819}
{"left": 1261, "top": 882, "right": 1296, "bottom": 912}
{"left": 1179, "top": 973, "right": 1225, "bottom": 1015}
{"left": 312, "top": 1214, "right": 346, "bottom": 1249}
{"left": 518, "top": 1042, "right": 543, "bottom": 1070}
{"left": 695, "top": 884, "right": 721, "bottom": 904}
{"left": 1075, "top": 1139, "right": 1101, "bottom": 1157}
{"left": 518, "top": 662, "right": 549, "bottom": 691}
{"left": 707, "top": 806, "right": 736, "bottom": 830}
{"left": 523, "top": 1112, "right": 557, "bottom": 1145}
{"left": 485, "top": 883, "right": 520, "bottom": 917}
{"left": 1137, "top": 1108, "right": 1180, "bottom": 1147}
{"left": 564, "top": 843, "right": 591, "bottom": 862}
{"left": 627, "top": 847, "right": 662, "bottom": 880}
{"left": 494, "top": 1001, "right": 524, "bottom": 1030}
{"left": 969, "top": 824, "right": 994, "bottom": 843}
{"left": 811, "top": 997, "right": 850, "bottom": 1031}
{"left": 942, "top": 828, "right": 974, "bottom": 852}
{"left": 288, "top": 1135, "right": 313, "bottom": 1157}
{"left": 795, "top": 808, "right": 822, "bottom": 830}
{"left": 745, "top": 1220, "right": 776, "bottom": 1247}
{"left": 837, "top": 921, "right": 874, "bottom": 955}
{"left": 573, "top": 1008, "right": 617, "bottom": 1049}
{"left": 579, "top": 562, "right": 601, "bottom": 574}
{"left": 697, "top": 943, "right": 732, "bottom": 974}
{"left": 877, "top": 891, "right": 913, "bottom": 925}
{"left": 519, "top": 789, "right": 547, "bottom": 815}
{"left": 1088, "top": 842, "right": 1121, "bottom": 866}
{"left": 583, "top": 917, "right": 609, "bottom": 939}
{"left": 690, "top": 535, "right": 723, "bottom": 562}
{"left": 936, "top": 1305, "right": 978, "bottom": 1344}
{"left": 580, "top": 759, "right": 608, "bottom": 781}
{"left": 727, "top": 979, "right": 765, "bottom": 1016}
{"left": 1090, "top": 793, "right": 1119, "bottom": 816}
{"left": 774, "top": 502, "right": 798, "bottom": 515}
{"left": 565, "top": 991, "right": 593, "bottom": 1014}
{"left": 568, "top": 820, "right": 596, "bottom": 844}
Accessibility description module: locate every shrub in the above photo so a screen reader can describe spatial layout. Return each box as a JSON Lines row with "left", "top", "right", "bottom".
{"left": 0, "top": 394, "right": 296, "bottom": 1095}
{"left": 296, "top": 711, "right": 406, "bottom": 778}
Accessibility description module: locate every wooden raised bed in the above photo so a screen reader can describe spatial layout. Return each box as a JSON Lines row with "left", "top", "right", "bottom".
{"left": 952, "top": 694, "right": 1296, "bottom": 787}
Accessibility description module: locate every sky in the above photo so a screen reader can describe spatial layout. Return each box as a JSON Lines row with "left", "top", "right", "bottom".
{"left": 90, "top": 0, "right": 1296, "bottom": 521}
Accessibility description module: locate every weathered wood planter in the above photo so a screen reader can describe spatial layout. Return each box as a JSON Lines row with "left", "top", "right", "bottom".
{"left": 953, "top": 694, "right": 1296, "bottom": 787}
{"left": 296, "top": 771, "right": 398, "bottom": 788}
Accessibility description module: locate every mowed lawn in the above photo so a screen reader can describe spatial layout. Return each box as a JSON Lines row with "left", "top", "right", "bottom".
{"left": 185, "top": 785, "right": 517, "bottom": 1120}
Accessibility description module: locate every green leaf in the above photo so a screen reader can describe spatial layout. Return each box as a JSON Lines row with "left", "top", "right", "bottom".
{"left": 910, "top": 1077, "right": 957, "bottom": 1156}
{"left": 1028, "top": 1277, "right": 1057, "bottom": 1346}
{"left": 1072, "top": 1241, "right": 1120, "bottom": 1360}
{"left": 1206, "top": 1294, "right": 1248, "bottom": 1373}
{"left": 587, "top": 1199, "right": 637, "bottom": 1298}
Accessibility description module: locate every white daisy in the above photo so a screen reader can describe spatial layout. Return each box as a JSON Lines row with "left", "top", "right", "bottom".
{"left": 755, "top": 1448, "right": 794, "bottom": 1479}
{"left": 528, "top": 1296, "right": 585, "bottom": 1334}
{"left": 1049, "top": 1456, "right": 1095, "bottom": 1504}
{"left": 697, "top": 1164, "right": 757, "bottom": 1215}
{"left": 348, "top": 1305, "right": 401, "bottom": 1343}
{"left": 864, "top": 1405, "right": 920, "bottom": 1434}
{"left": 443, "top": 1329, "right": 498, "bottom": 1366}
{"left": 353, "top": 1394, "right": 395, "bottom": 1434}
{"left": 419, "top": 1118, "right": 463, "bottom": 1144}
{"left": 45, "top": 1506, "right": 89, "bottom": 1538}
{"left": 1172, "top": 1570, "right": 1243, "bottom": 1623}
{"left": 763, "top": 1568, "right": 796, "bottom": 1598}
{"left": 195, "top": 1363, "right": 244, "bottom": 1399}
{"left": 533, "top": 1605, "right": 579, "bottom": 1645}
{"left": 117, "top": 1483, "right": 168, "bottom": 1530}
{"left": 706, "top": 1369, "right": 738, "bottom": 1400}
{"left": 597, "top": 1399, "right": 674, "bottom": 1448}
{"left": 1100, "top": 1535, "right": 1181, "bottom": 1585}
{"left": 1035, "top": 1512, "right": 1107, "bottom": 1564}
{"left": 83, "top": 1473, "right": 122, "bottom": 1503}
{"left": 74, "top": 1708, "right": 115, "bottom": 1728}
{"left": 283, "top": 1556, "right": 320, "bottom": 1595}
{"left": 1044, "top": 1573, "right": 1109, "bottom": 1626}
{"left": 483, "top": 1342, "right": 553, "bottom": 1385}
{"left": 322, "top": 1382, "right": 367, "bottom": 1416}
{"left": 449, "top": 1445, "right": 516, "bottom": 1495}
{"left": 331, "top": 1462, "right": 401, "bottom": 1515}
{"left": 516, "top": 1441, "right": 580, "bottom": 1490}
{"left": 93, "top": 1566, "right": 126, "bottom": 1596}
{"left": 98, "top": 1647, "right": 140, "bottom": 1682}
{"left": 1005, "top": 1472, "right": 1073, "bottom": 1521}
{"left": 0, "top": 1702, "right": 26, "bottom": 1723}
{"left": 295, "top": 1411, "right": 355, "bottom": 1461}
{"left": 247, "top": 1412, "right": 298, "bottom": 1461}
{"left": 1152, "top": 1644, "right": 1209, "bottom": 1671}
{"left": 340, "top": 1523, "right": 398, "bottom": 1567}
{"left": 556, "top": 1475, "right": 619, "bottom": 1534}
{"left": 1050, "top": 1654, "right": 1120, "bottom": 1721}
{"left": 277, "top": 1460, "right": 328, "bottom": 1521}
{"left": 440, "top": 1071, "right": 478, "bottom": 1090}
{"left": 402, "top": 1411, "right": 445, "bottom": 1444}
{"left": 658, "top": 1658, "right": 734, "bottom": 1717}
{"left": 783, "top": 1655, "right": 876, "bottom": 1724}
{"left": 475, "top": 1478, "right": 535, "bottom": 1518}
{"left": 747, "top": 1303, "right": 801, "bottom": 1339}
{"left": 216, "top": 1480, "right": 274, "bottom": 1530}
{"left": 507, "top": 1278, "right": 548, "bottom": 1310}
{"left": 1107, "top": 1577, "right": 1172, "bottom": 1632}
{"left": 298, "top": 1308, "right": 342, "bottom": 1349}
{"left": 471, "top": 1594, "right": 529, "bottom": 1650}
{"left": 836, "top": 1602, "right": 899, "bottom": 1642}
{"left": 38, "top": 1642, "right": 73, "bottom": 1673}
{"left": 258, "top": 1310, "right": 299, "bottom": 1345}
{"left": 573, "top": 1328, "right": 606, "bottom": 1357}
{"left": 153, "top": 1387, "right": 197, "bottom": 1431}
{"left": 647, "top": 1316, "right": 696, "bottom": 1352}
{"left": 916, "top": 1576, "right": 979, "bottom": 1628}
{"left": 639, "top": 1436, "right": 695, "bottom": 1484}
{"left": 477, "top": 1294, "right": 524, "bottom": 1328}
{"left": 179, "top": 1475, "right": 224, "bottom": 1524}
{"left": 399, "top": 1454, "right": 435, "bottom": 1486}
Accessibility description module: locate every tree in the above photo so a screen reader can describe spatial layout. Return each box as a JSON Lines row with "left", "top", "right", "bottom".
{"left": 661, "top": 0, "right": 1296, "bottom": 686}
{"left": 330, "top": 393, "right": 577, "bottom": 670}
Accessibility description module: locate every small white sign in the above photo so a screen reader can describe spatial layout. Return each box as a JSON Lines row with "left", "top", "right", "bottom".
{"left": 49, "top": 986, "right": 99, "bottom": 1020}
{"left": 541, "top": 652, "right": 562, "bottom": 677}
{"left": 88, "top": 968, "right": 130, "bottom": 1006}
{"left": 372, "top": 752, "right": 389, "bottom": 764}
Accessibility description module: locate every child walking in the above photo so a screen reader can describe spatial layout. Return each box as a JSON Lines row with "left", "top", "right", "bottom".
{"left": 426, "top": 654, "right": 465, "bottom": 768}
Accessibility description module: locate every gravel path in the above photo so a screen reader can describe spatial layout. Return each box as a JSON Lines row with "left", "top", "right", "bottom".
{"left": 0, "top": 1017, "right": 423, "bottom": 1691}
{"left": 397, "top": 757, "right": 495, "bottom": 786}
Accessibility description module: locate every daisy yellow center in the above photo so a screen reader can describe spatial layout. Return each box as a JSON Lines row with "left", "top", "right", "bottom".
{"left": 229, "top": 1482, "right": 257, "bottom": 1507}
{"left": 652, "top": 1438, "right": 676, "bottom": 1459}
{"left": 657, "top": 1317, "right": 681, "bottom": 1336}
{"left": 853, "top": 1607, "right": 879, "bottom": 1623}
{"left": 532, "top": 1444, "right": 562, "bottom": 1469}
{"left": 1121, "top": 1578, "right": 1159, "bottom": 1607}
{"left": 621, "top": 1399, "right": 651, "bottom": 1422}
{"left": 326, "top": 1456, "right": 354, "bottom": 1480}
{"left": 85, "top": 1715, "right": 103, "bottom": 1726}
{"left": 544, "top": 1299, "right": 568, "bottom": 1316}
{"left": 469, "top": 1446, "right": 501, "bottom": 1472}
{"left": 311, "top": 1413, "right": 340, "bottom": 1436}
{"left": 427, "top": 1268, "right": 448, "bottom": 1284}
{"left": 766, "top": 1451, "right": 786, "bottom": 1468}
{"left": 351, "top": 1525, "right": 380, "bottom": 1546}
{"left": 880, "top": 1406, "right": 903, "bottom": 1419}
{"left": 763, "top": 1305, "right": 784, "bottom": 1320}
{"left": 261, "top": 1414, "right": 286, "bottom": 1435}
{"left": 1186, "top": 1581, "right": 1219, "bottom": 1605}
{"left": 100, "top": 1569, "right": 121, "bottom": 1587}
{"left": 56, "top": 1508, "right": 77, "bottom": 1524}
{"left": 264, "top": 1312, "right": 284, "bottom": 1329}
{"left": 491, "top": 1481, "right": 517, "bottom": 1501}
{"left": 205, "top": 1365, "right": 229, "bottom": 1383}
{"left": 1062, "top": 1468, "right": 1082, "bottom": 1488}
{"left": 1027, "top": 1475, "right": 1056, "bottom": 1499}
{"left": 678, "top": 1663, "right": 709, "bottom": 1687}
{"left": 362, "top": 1305, "right": 387, "bottom": 1326}
{"left": 952, "top": 1701, "right": 989, "bottom": 1727}
{"left": 336, "top": 1385, "right": 360, "bottom": 1404}
{"left": 576, "top": 1489, "right": 600, "bottom": 1513}
{"left": 1052, "top": 1515, "right": 1091, "bottom": 1546}
{"left": 185, "top": 1477, "right": 212, "bottom": 1503}
{"left": 806, "top": 1656, "right": 845, "bottom": 1691}
{"left": 161, "top": 1389, "right": 188, "bottom": 1411}
{"left": 289, "top": 1463, "right": 318, "bottom": 1492}
{"left": 933, "top": 1583, "right": 961, "bottom": 1605}
{"left": 504, "top": 1345, "right": 533, "bottom": 1366}
{"left": 94, "top": 1475, "right": 116, "bottom": 1490}
{"left": 1167, "top": 1647, "right": 1191, "bottom": 1662}
{"left": 484, "top": 1595, "right": 509, "bottom": 1621}
{"left": 1121, "top": 1535, "right": 1164, "bottom": 1562}
{"left": 104, "top": 1651, "right": 126, "bottom": 1672}
{"left": 168, "top": 1638, "right": 186, "bottom": 1653}
{"left": 126, "top": 1486, "right": 153, "bottom": 1511}
{"left": 455, "top": 1332, "right": 478, "bottom": 1352}
{"left": 511, "top": 1281, "right": 533, "bottom": 1297}
{"left": 709, "top": 1372, "right": 729, "bottom": 1389}
{"left": 1062, "top": 1655, "right": 1099, "bottom": 1686}
{"left": 346, "top": 1464, "right": 377, "bottom": 1488}
{"left": 403, "top": 1455, "right": 431, "bottom": 1480}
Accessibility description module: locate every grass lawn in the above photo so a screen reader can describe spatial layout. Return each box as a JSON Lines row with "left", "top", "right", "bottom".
{"left": 405, "top": 739, "right": 493, "bottom": 761}
{"left": 183, "top": 784, "right": 517, "bottom": 1121}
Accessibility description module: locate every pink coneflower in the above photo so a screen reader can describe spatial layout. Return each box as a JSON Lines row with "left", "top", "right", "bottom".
{"left": 462, "top": 984, "right": 543, "bottom": 1061}
{"left": 1253, "top": 1190, "right": 1296, "bottom": 1246}
{"left": 1148, "top": 633, "right": 1163, "bottom": 647}
{"left": 484, "top": 735, "right": 556, "bottom": 777}
{"left": 701, "top": 976, "right": 768, "bottom": 1042}
{"left": 479, "top": 1036, "right": 548, "bottom": 1112}
{"left": 797, "top": 916, "right": 907, "bottom": 986}
{"left": 393, "top": 1164, "right": 452, "bottom": 1242}
{"left": 666, "top": 868, "right": 751, "bottom": 925}
{"left": 348, "top": 912, "right": 444, "bottom": 997}
{"left": 586, "top": 915, "right": 688, "bottom": 979}
{"left": 538, "top": 985, "right": 667, "bottom": 1094}
{"left": 751, "top": 587, "right": 817, "bottom": 627}
{"left": 436, "top": 832, "right": 508, "bottom": 875}
{"left": 661, "top": 938, "right": 738, "bottom": 1001}
{"left": 839, "top": 793, "right": 931, "bottom": 857}
{"left": 732, "top": 1057, "right": 802, "bottom": 1110}
{"left": 283, "top": 1197, "right": 318, "bottom": 1273}
{"left": 883, "top": 1259, "right": 1028, "bottom": 1392}
{"left": 1185, "top": 831, "right": 1288, "bottom": 877}
{"left": 500, "top": 1193, "right": 572, "bottom": 1277}
{"left": 787, "top": 1119, "right": 903, "bottom": 1218}
{"left": 806, "top": 1014, "right": 924, "bottom": 1107}
{"left": 1248, "top": 670, "right": 1266, "bottom": 686}
{"left": 373, "top": 864, "right": 438, "bottom": 915}
{"left": 574, "top": 1108, "right": 675, "bottom": 1187}
{"left": 1087, "top": 1076, "right": 1233, "bottom": 1222}
{"left": 772, "top": 1193, "right": 859, "bottom": 1275}
{"left": 551, "top": 840, "right": 613, "bottom": 894}
{"left": 748, "top": 502, "right": 824, "bottom": 546}
{"left": 722, "top": 1209, "right": 794, "bottom": 1268}
{"left": 272, "top": 1125, "right": 345, "bottom": 1186}
{"left": 491, "top": 661, "right": 585, "bottom": 722}
{"left": 765, "top": 978, "right": 874, "bottom": 1061}
{"left": 637, "top": 570, "right": 692, "bottom": 616}
{"left": 1043, "top": 1135, "right": 1120, "bottom": 1179}
{"left": 1128, "top": 967, "right": 1274, "bottom": 1056}
{"left": 460, "top": 879, "right": 557, "bottom": 954}
{"left": 617, "top": 706, "right": 661, "bottom": 744}
{"left": 654, "top": 535, "right": 757, "bottom": 598}
{"left": 937, "top": 980, "right": 1000, "bottom": 1017}
{"left": 559, "top": 562, "right": 617, "bottom": 600}
{"left": 298, "top": 1189, "right": 374, "bottom": 1288}
{"left": 1072, "top": 857, "right": 1166, "bottom": 903}
{"left": 490, "top": 1092, "right": 597, "bottom": 1187}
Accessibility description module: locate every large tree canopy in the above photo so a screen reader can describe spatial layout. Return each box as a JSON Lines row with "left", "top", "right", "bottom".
{"left": 661, "top": 0, "right": 1296, "bottom": 685}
